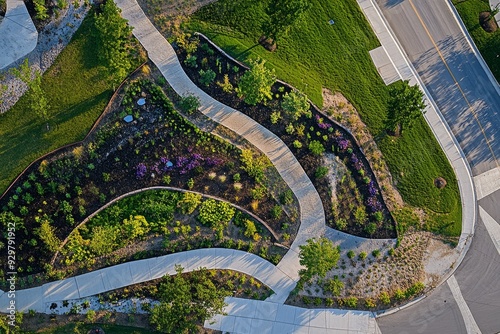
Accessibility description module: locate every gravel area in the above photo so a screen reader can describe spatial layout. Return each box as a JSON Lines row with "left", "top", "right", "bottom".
{"left": 0, "top": 1, "right": 90, "bottom": 113}
{"left": 45, "top": 295, "right": 158, "bottom": 315}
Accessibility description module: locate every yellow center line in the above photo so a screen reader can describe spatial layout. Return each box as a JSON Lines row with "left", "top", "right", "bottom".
{"left": 408, "top": 0, "right": 499, "bottom": 169}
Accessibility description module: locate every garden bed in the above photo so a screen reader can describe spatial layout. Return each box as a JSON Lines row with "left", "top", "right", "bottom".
{"left": 49, "top": 189, "right": 286, "bottom": 281}
{"left": 0, "top": 66, "right": 294, "bottom": 286}
{"left": 174, "top": 34, "right": 396, "bottom": 239}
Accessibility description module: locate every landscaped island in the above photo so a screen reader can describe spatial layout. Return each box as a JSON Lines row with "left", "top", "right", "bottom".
{"left": 0, "top": 0, "right": 466, "bottom": 332}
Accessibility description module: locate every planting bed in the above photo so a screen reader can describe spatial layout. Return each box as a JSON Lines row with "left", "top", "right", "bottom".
{"left": 175, "top": 36, "right": 396, "bottom": 239}
{"left": 0, "top": 68, "right": 293, "bottom": 288}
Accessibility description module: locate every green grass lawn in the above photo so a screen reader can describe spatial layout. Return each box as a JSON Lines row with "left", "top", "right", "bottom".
{"left": 0, "top": 11, "right": 141, "bottom": 195}
{"left": 33, "top": 323, "right": 156, "bottom": 333}
{"left": 453, "top": 0, "right": 500, "bottom": 81}
{"left": 183, "top": 0, "right": 462, "bottom": 237}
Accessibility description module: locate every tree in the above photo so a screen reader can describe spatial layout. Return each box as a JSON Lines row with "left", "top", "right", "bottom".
{"left": 94, "top": 0, "right": 133, "bottom": 87}
{"left": 299, "top": 237, "right": 340, "bottom": 281}
{"left": 262, "top": 0, "right": 311, "bottom": 43}
{"left": 386, "top": 80, "right": 426, "bottom": 135}
{"left": 237, "top": 58, "right": 276, "bottom": 105}
{"left": 150, "top": 266, "right": 230, "bottom": 333}
{"left": 281, "top": 90, "right": 311, "bottom": 121}
{"left": 11, "top": 59, "right": 50, "bottom": 123}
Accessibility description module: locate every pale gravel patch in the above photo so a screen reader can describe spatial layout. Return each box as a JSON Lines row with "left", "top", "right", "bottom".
{"left": 44, "top": 295, "right": 158, "bottom": 315}
{"left": 0, "top": 0, "right": 90, "bottom": 113}
{"left": 422, "top": 237, "right": 459, "bottom": 287}
{"left": 322, "top": 152, "right": 348, "bottom": 206}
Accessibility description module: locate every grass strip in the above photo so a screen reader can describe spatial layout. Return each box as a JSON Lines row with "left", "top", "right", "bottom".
{"left": 0, "top": 10, "right": 142, "bottom": 194}
{"left": 182, "top": 0, "right": 462, "bottom": 236}
{"left": 453, "top": 0, "right": 500, "bottom": 81}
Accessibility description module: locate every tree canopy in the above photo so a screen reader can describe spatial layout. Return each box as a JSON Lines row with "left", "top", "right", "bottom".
{"left": 281, "top": 89, "right": 311, "bottom": 121}
{"left": 237, "top": 58, "right": 276, "bottom": 105}
{"left": 387, "top": 80, "right": 426, "bottom": 135}
{"left": 263, "top": 0, "right": 311, "bottom": 43}
{"left": 94, "top": 0, "right": 133, "bottom": 86}
{"left": 299, "top": 237, "right": 340, "bottom": 281}
{"left": 150, "top": 266, "right": 230, "bottom": 333}
{"left": 11, "top": 59, "right": 50, "bottom": 122}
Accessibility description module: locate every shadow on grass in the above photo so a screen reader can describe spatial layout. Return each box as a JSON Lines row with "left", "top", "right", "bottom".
{"left": 53, "top": 90, "right": 111, "bottom": 125}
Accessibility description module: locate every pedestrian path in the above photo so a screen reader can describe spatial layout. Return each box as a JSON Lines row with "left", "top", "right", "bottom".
{"left": 205, "top": 297, "right": 381, "bottom": 334}
{"left": 0, "top": 0, "right": 37, "bottom": 70}
{"left": 473, "top": 166, "right": 500, "bottom": 200}
{"left": 358, "top": 0, "right": 475, "bottom": 252}
{"left": 0, "top": 249, "right": 296, "bottom": 312}
{"left": 115, "top": 0, "right": 325, "bottom": 283}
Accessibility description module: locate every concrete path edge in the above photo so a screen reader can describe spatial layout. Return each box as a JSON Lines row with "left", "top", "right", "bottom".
{"left": 360, "top": 0, "right": 478, "bottom": 318}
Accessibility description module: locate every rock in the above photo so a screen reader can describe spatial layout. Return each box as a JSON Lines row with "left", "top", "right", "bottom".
{"left": 434, "top": 177, "right": 447, "bottom": 189}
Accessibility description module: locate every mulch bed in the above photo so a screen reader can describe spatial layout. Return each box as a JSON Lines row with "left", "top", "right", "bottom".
{"left": 175, "top": 35, "right": 397, "bottom": 239}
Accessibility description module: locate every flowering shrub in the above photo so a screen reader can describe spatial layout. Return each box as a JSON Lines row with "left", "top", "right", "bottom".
{"left": 136, "top": 163, "right": 147, "bottom": 179}
{"left": 333, "top": 135, "right": 349, "bottom": 151}
{"left": 367, "top": 181, "right": 378, "bottom": 196}
{"left": 366, "top": 196, "right": 383, "bottom": 212}
{"left": 315, "top": 114, "right": 332, "bottom": 130}
{"left": 350, "top": 154, "right": 363, "bottom": 171}
{"left": 134, "top": 152, "right": 224, "bottom": 178}
{"left": 205, "top": 157, "right": 224, "bottom": 167}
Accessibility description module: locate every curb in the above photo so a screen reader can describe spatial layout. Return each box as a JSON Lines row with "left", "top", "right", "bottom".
{"left": 363, "top": 0, "right": 478, "bottom": 317}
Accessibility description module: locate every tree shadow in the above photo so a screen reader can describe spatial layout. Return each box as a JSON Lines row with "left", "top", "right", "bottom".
{"left": 231, "top": 44, "right": 261, "bottom": 60}
{"left": 376, "top": 0, "right": 405, "bottom": 10}
{"left": 411, "top": 34, "right": 500, "bottom": 173}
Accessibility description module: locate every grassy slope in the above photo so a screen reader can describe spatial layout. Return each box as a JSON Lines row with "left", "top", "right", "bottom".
{"left": 184, "top": 0, "right": 461, "bottom": 236}
{"left": 0, "top": 12, "right": 117, "bottom": 194}
{"left": 454, "top": 0, "right": 500, "bottom": 81}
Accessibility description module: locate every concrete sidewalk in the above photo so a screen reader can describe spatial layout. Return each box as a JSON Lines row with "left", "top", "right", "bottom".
{"left": 0, "top": 0, "right": 37, "bottom": 70}
{"left": 358, "top": 0, "right": 476, "bottom": 252}
{"left": 115, "top": 0, "right": 326, "bottom": 284}
{"left": 0, "top": 249, "right": 296, "bottom": 312}
{"left": 205, "top": 297, "right": 381, "bottom": 334}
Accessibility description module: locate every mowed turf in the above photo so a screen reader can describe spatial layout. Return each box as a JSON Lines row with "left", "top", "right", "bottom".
{"left": 184, "top": 0, "right": 462, "bottom": 236}
{"left": 0, "top": 12, "right": 117, "bottom": 194}
{"left": 453, "top": 0, "right": 500, "bottom": 81}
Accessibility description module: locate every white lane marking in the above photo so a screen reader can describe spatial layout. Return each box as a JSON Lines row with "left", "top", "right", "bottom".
{"left": 479, "top": 206, "right": 500, "bottom": 255}
{"left": 447, "top": 275, "right": 482, "bottom": 334}
{"left": 473, "top": 166, "right": 500, "bottom": 200}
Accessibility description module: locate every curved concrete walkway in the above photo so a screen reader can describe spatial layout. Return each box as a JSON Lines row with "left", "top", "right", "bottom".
{"left": 114, "top": 0, "right": 326, "bottom": 284}
{"left": 0, "top": 249, "right": 295, "bottom": 310}
{"left": 0, "top": 0, "right": 381, "bottom": 332}
{"left": 0, "top": 0, "right": 37, "bottom": 70}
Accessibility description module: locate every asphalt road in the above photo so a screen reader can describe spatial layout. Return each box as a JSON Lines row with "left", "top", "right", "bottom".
{"left": 378, "top": 217, "right": 500, "bottom": 334}
{"left": 374, "top": 0, "right": 500, "bottom": 333}
{"left": 377, "top": 0, "right": 500, "bottom": 177}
